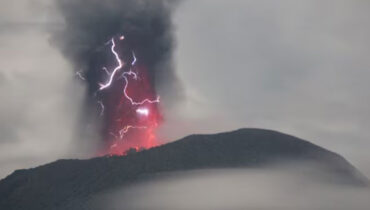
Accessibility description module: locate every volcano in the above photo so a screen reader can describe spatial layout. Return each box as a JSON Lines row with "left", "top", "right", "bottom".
{"left": 0, "top": 128, "right": 368, "bottom": 210}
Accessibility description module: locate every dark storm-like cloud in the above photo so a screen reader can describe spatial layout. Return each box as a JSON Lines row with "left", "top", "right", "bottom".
{"left": 53, "top": 0, "right": 182, "bottom": 103}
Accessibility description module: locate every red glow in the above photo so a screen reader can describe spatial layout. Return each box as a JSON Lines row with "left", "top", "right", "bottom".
{"left": 97, "top": 36, "right": 162, "bottom": 156}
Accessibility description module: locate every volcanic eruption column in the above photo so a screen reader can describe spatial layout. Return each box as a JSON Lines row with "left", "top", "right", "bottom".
{"left": 96, "top": 35, "right": 162, "bottom": 155}
{"left": 54, "top": 0, "right": 181, "bottom": 156}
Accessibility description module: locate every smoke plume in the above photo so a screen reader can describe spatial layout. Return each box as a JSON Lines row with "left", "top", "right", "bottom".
{"left": 53, "top": 0, "right": 182, "bottom": 154}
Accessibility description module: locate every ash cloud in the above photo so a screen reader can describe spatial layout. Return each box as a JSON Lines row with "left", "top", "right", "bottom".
{"left": 0, "top": 0, "right": 91, "bottom": 179}
{"left": 53, "top": 0, "right": 183, "bottom": 147}
{"left": 53, "top": 0, "right": 182, "bottom": 104}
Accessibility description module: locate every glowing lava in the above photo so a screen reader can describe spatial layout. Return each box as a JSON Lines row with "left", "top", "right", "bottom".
{"left": 96, "top": 35, "right": 162, "bottom": 156}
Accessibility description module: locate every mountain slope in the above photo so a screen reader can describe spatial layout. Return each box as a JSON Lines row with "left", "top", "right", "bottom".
{"left": 0, "top": 128, "right": 367, "bottom": 210}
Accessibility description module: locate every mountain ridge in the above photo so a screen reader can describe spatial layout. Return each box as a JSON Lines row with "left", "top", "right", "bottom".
{"left": 0, "top": 128, "right": 368, "bottom": 210}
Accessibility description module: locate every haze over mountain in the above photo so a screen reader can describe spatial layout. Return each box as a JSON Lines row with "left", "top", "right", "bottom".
{"left": 0, "top": 128, "right": 368, "bottom": 210}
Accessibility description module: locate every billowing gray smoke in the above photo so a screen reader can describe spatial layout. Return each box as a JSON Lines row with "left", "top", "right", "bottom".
{"left": 52, "top": 0, "right": 182, "bottom": 147}
{"left": 54, "top": 0, "right": 182, "bottom": 102}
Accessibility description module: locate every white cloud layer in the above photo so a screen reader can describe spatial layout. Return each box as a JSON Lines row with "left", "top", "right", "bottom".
{"left": 96, "top": 169, "right": 370, "bottom": 210}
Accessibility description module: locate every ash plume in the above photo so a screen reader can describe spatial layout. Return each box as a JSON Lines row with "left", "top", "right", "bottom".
{"left": 52, "top": 0, "right": 182, "bottom": 152}
{"left": 54, "top": 0, "right": 181, "bottom": 90}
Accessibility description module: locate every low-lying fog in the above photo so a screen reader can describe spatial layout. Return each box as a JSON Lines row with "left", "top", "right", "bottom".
{"left": 94, "top": 167, "right": 370, "bottom": 210}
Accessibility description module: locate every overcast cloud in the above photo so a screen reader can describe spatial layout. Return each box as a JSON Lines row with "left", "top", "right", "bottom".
{"left": 161, "top": 0, "right": 370, "bottom": 177}
{"left": 0, "top": 0, "right": 96, "bottom": 178}
{"left": 0, "top": 0, "right": 370, "bottom": 179}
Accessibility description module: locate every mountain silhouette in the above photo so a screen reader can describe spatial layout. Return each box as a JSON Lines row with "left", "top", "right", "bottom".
{"left": 0, "top": 128, "right": 367, "bottom": 210}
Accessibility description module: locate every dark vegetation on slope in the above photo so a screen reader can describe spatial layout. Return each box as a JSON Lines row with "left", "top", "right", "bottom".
{"left": 0, "top": 128, "right": 367, "bottom": 210}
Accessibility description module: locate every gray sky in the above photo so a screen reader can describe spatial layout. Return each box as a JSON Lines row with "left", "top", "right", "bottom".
{"left": 0, "top": 0, "right": 96, "bottom": 178}
{"left": 162, "top": 0, "right": 370, "bottom": 177}
{"left": 1, "top": 0, "right": 370, "bottom": 178}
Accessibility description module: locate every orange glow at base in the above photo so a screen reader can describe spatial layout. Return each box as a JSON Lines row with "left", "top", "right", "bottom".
{"left": 97, "top": 39, "right": 163, "bottom": 156}
{"left": 104, "top": 125, "right": 160, "bottom": 156}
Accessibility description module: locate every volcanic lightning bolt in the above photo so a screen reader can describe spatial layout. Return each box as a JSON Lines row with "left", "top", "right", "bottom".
{"left": 99, "top": 38, "right": 124, "bottom": 91}
{"left": 122, "top": 71, "right": 161, "bottom": 106}
{"left": 76, "top": 70, "right": 86, "bottom": 81}
{"left": 56, "top": 0, "right": 179, "bottom": 158}
{"left": 96, "top": 35, "right": 162, "bottom": 155}
{"left": 136, "top": 108, "right": 149, "bottom": 116}
{"left": 97, "top": 101, "right": 105, "bottom": 117}
{"left": 99, "top": 37, "right": 160, "bottom": 105}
